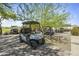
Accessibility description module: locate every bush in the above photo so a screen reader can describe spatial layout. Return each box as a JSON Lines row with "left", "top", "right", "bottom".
{"left": 71, "top": 27, "right": 79, "bottom": 36}
{"left": 3, "top": 32, "right": 9, "bottom": 35}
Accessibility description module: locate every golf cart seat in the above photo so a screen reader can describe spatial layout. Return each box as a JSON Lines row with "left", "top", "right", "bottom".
{"left": 20, "top": 28, "right": 31, "bottom": 34}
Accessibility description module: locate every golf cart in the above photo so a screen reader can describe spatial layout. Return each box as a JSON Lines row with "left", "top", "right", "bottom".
{"left": 43, "top": 26, "right": 54, "bottom": 36}
{"left": 10, "top": 26, "right": 18, "bottom": 34}
{"left": 19, "top": 21, "right": 45, "bottom": 49}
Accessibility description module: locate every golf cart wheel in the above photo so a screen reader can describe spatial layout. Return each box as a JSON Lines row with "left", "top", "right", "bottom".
{"left": 41, "top": 38, "right": 45, "bottom": 45}
{"left": 19, "top": 36, "right": 24, "bottom": 43}
{"left": 30, "top": 40, "right": 38, "bottom": 49}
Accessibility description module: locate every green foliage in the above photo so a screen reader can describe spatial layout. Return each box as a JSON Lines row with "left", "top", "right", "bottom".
{"left": 71, "top": 27, "right": 79, "bottom": 36}
{"left": 17, "top": 4, "right": 69, "bottom": 28}
{"left": 2, "top": 27, "right": 10, "bottom": 34}
{"left": 40, "top": 4, "right": 69, "bottom": 28}
{"left": 0, "top": 3, "right": 16, "bottom": 19}
{"left": 0, "top": 3, "right": 17, "bottom": 34}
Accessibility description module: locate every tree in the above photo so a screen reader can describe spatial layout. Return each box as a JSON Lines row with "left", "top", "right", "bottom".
{"left": 16, "top": 3, "right": 69, "bottom": 28}
{"left": 39, "top": 4, "right": 69, "bottom": 28}
{"left": 17, "top": 3, "right": 40, "bottom": 21}
{"left": 0, "top": 3, "right": 16, "bottom": 35}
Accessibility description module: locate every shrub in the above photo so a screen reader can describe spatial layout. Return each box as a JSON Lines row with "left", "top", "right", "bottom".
{"left": 3, "top": 32, "right": 9, "bottom": 35}
{"left": 71, "top": 27, "right": 79, "bottom": 36}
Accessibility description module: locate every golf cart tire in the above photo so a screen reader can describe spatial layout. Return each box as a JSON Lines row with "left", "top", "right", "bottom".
{"left": 41, "top": 38, "right": 45, "bottom": 45}
{"left": 19, "top": 36, "right": 24, "bottom": 43}
{"left": 30, "top": 40, "right": 38, "bottom": 49}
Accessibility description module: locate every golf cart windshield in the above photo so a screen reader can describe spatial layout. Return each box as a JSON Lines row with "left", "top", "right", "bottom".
{"left": 22, "top": 21, "right": 40, "bottom": 32}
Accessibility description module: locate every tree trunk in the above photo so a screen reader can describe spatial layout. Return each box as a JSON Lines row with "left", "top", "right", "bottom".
{"left": 0, "top": 18, "right": 2, "bottom": 35}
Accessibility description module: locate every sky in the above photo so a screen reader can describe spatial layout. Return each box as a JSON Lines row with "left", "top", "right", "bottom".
{"left": 67, "top": 3, "right": 79, "bottom": 26}
{"left": 2, "top": 3, "right": 79, "bottom": 27}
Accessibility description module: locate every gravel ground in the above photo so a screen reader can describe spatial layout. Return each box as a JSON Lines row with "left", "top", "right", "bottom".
{"left": 71, "top": 36, "right": 79, "bottom": 56}
{"left": 0, "top": 33, "right": 71, "bottom": 56}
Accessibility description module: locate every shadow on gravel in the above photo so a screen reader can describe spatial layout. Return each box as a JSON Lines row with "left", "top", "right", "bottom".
{"left": 0, "top": 44, "right": 60, "bottom": 56}
{"left": 0, "top": 35, "right": 60, "bottom": 56}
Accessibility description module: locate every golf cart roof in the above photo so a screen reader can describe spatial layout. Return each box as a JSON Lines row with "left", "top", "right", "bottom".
{"left": 22, "top": 21, "right": 40, "bottom": 24}
{"left": 11, "top": 26, "right": 17, "bottom": 27}
{"left": 11, "top": 26, "right": 18, "bottom": 28}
